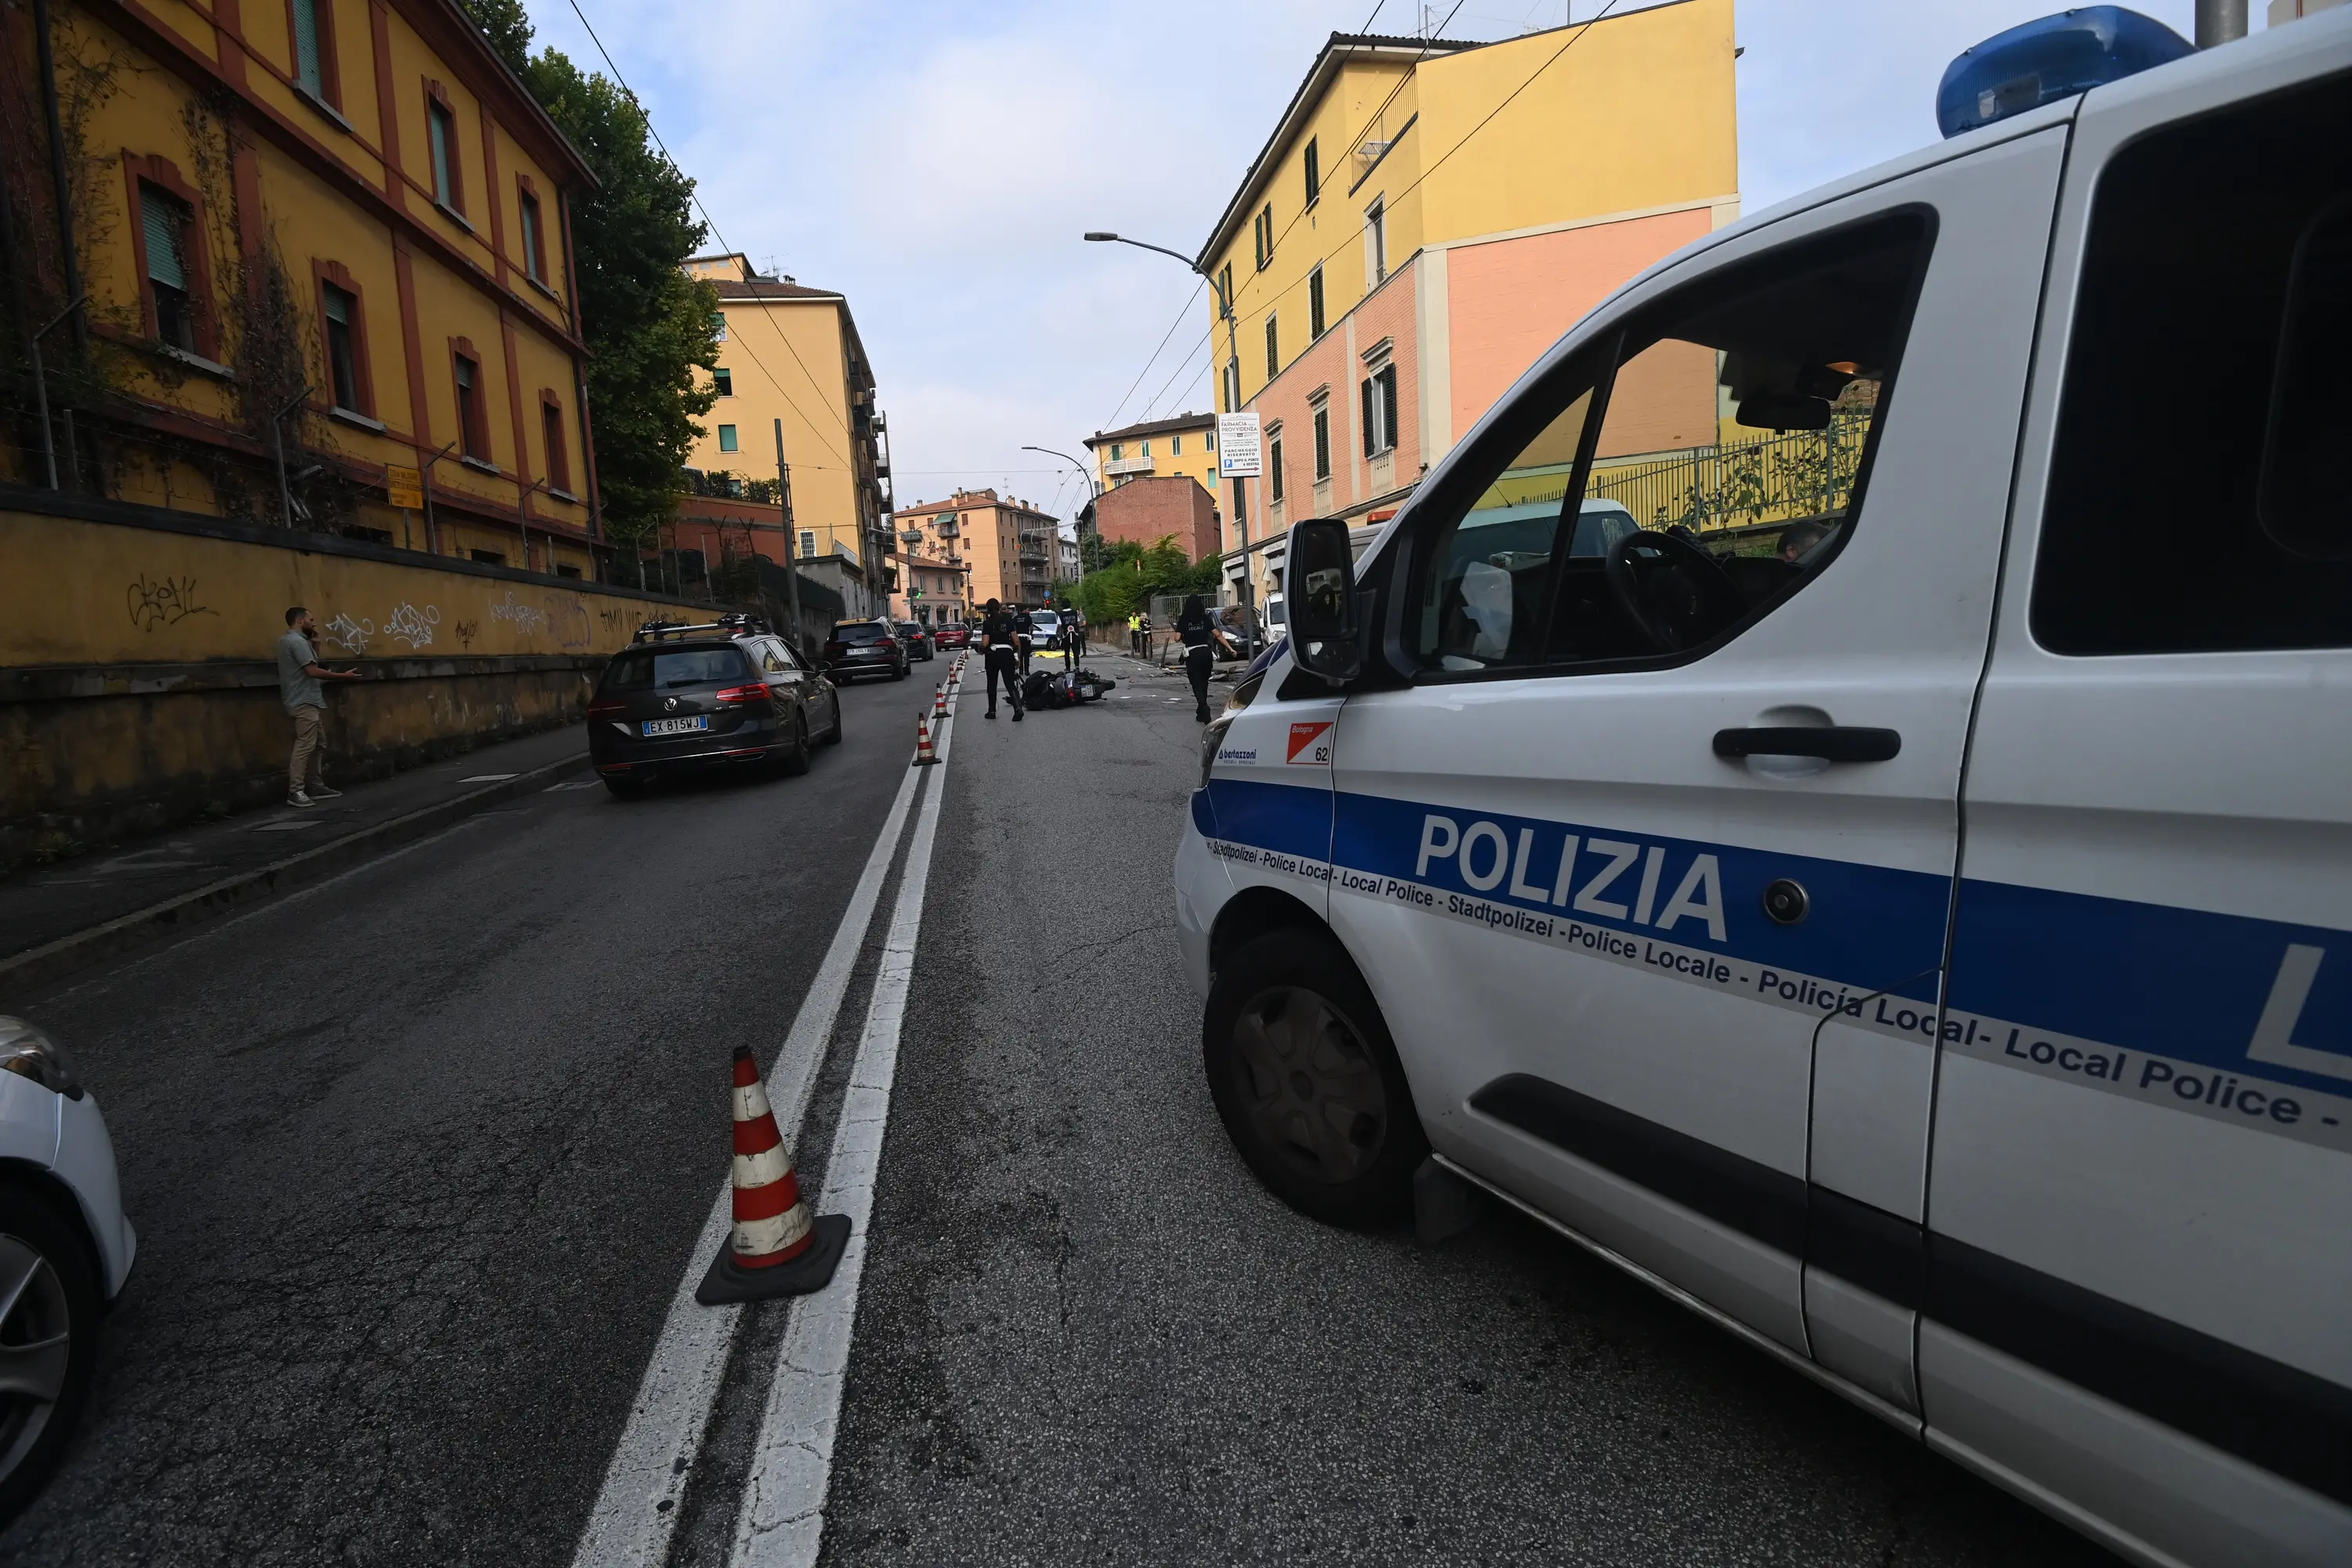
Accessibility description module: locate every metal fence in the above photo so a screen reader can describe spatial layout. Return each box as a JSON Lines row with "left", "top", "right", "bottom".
{"left": 1587, "top": 412, "right": 1871, "bottom": 538}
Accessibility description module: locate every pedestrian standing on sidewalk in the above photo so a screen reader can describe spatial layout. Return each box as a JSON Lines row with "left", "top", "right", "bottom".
{"left": 1138, "top": 611, "right": 1154, "bottom": 662}
{"left": 1175, "top": 595, "right": 1229, "bottom": 724}
{"left": 279, "top": 607, "right": 364, "bottom": 806}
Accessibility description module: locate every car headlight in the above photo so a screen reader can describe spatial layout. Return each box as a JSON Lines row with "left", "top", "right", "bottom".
{"left": 0, "top": 1016, "right": 85, "bottom": 1100}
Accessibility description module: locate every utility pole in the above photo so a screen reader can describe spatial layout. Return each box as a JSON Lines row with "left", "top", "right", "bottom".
{"left": 775, "top": 419, "right": 805, "bottom": 655}
{"left": 2194, "top": 0, "right": 2247, "bottom": 46}
{"left": 1218, "top": 274, "right": 1260, "bottom": 661}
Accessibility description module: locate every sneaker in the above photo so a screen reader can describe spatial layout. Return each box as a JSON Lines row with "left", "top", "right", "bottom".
{"left": 1012, "top": 710, "right": 1022, "bottom": 722}
{"left": 308, "top": 782, "right": 343, "bottom": 799}
{"left": 985, "top": 708, "right": 996, "bottom": 719}
{"left": 287, "top": 791, "right": 316, "bottom": 808}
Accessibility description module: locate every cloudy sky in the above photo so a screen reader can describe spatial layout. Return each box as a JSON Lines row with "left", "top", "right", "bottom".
{"left": 519, "top": 0, "right": 2241, "bottom": 523}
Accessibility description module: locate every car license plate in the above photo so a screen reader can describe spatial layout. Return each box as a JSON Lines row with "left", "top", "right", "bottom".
{"left": 641, "top": 716, "right": 709, "bottom": 736}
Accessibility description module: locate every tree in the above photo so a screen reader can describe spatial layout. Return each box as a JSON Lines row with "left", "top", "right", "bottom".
{"left": 462, "top": 2, "right": 720, "bottom": 579}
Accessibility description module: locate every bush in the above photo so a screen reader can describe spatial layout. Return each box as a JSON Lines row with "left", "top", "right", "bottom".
{"left": 1065, "top": 535, "right": 1221, "bottom": 625}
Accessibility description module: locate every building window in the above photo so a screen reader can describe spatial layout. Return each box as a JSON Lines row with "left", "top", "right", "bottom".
{"left": 1265, "top": 314, "right": 1279, "bottom": 380}
{"left": 541, "top": 393, "right": 570, "bottom": 494}
{"left": 139, "top": 183, "right": 199, "bottom": 353}
{"left": 1308, "top": 265, "right": 1326, "bottom": 339}
{"left": 453, "top": 347, "right": 488, "bottom": 460}
{"left": 1207, "top": 427, "right": 1215, "bottom": 451}
{"left": 289, "top": 0, "right": 338, "bottom": 106}
{"left": 1142, "top": 440, "right": 1153, "bottom": 458}
{"left": 800, "top": 529, "right": 816, "bottom": 558}
{"left": 1253, "top": 202, "right": 1275, "bottom": 270}
{"left": 1171, "top": 434, "right": 1182, "bottom": 456}
{"left": 426, "top": 86, "right": 463, "bottom": 212}
{"left": 1362, "top": 361, "right": 1399, "bottom": 457}
{"left": 322, "top": 282, "right": 362, "bottom": 412}
{"left": 713, "top": 368, "right": 733, "bottom": 397}
{"left": 518, "top": 183, "right": 546, "bottom": 282}
{"left": 718, "top": 423, "right": 739, "bottom": 453}
{"left": 1216, "top": 263, "right": 1233, "bottom": 321}
{"left": 1304, "top": 137, "right": 1320, "bottom": 208}
{"left": 1269, "top": 432, "right": 1284, "bottom": 503}
{"left": 1110, "top": 443, "right": 1123, "bottom": 460}
{"left": 1366, "top": 197, "right": 1387, "bottom": 285}
{"left": 711, "top": 312, "right": 728, "bottom": 342}
{"left": 1312, "top": 397, "right": 1332, "bottom": 481}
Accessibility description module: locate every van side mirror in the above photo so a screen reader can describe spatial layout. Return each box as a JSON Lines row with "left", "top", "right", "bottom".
{"left": 1286, "top": 518, "right": 1360, "bottom": 681}
{"left": 2259, "top": 194, "right": 2352, "bottom": 561}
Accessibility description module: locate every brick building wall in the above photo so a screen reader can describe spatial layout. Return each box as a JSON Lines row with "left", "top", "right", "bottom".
{"left": 1093, "top": 477, "right": 1219, "bottom": 563}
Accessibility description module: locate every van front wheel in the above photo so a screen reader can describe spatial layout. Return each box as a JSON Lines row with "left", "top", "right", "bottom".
{"left": 1204, "top": 930, "right": 1425, "bottom": 1228}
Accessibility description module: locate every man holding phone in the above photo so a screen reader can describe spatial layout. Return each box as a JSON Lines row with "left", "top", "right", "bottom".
{"left": 278, "top": 606, "right": 364, "bottom": 807}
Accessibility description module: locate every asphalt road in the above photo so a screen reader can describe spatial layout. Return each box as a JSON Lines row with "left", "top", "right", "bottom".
{"left": 3, "top": 647, "right": 2114, "bottom": 1565}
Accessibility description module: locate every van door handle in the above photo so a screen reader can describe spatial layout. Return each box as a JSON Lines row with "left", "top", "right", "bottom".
{"left": 1713, "top": 727, "right": 1901, "bottom": 763}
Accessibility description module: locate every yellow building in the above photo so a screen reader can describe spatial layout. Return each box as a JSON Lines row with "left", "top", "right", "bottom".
{"left": 1195, "top": 5, "right": 1740, "bottom": 605}
{"left": 682, "top": 253, "right": 891, "bottom": 614}
{"left": 2, "top": 0, "right": 602, "bottom": 574}
{"left": 1082, "top": 412, "right": 1219, "bottom": 497}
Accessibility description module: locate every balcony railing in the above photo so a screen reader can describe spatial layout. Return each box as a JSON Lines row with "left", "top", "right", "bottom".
{"left": 1585, "top": 412, "right": 1872, "bottom": 538}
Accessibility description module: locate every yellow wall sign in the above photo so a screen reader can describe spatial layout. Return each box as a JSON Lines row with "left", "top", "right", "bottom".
{"left": 385, "top": 466, "right": 425, "bottom": 510}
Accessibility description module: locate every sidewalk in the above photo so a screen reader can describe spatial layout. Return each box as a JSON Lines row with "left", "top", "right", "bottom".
{"left": 0, "top": 724, "right": 590, "bottom": 996}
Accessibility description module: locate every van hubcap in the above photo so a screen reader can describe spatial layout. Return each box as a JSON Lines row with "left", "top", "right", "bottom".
{"left": 1232, "top": 986, "right": 1386, "bottom": 1184}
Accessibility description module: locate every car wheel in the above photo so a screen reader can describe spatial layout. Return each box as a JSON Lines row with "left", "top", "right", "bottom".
{"left": 891, "top": 660, "right": 907, "bottom": 681}
{"left": 772, "top": 713, "right": 811, "bottom": 777}
{"left": 602, "top": 777, "right": 645, "bottom": 800}
{"left": 1204, "top": 928, "right": 1427, "bottom": 1228}
{"left": 822, "top": 692, "right": 844, "bottom": 745}
{"left": 0, "top": 1179, "right": 101, "bottom": 1526}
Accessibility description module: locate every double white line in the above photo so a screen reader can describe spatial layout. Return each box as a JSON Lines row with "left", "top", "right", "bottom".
{"left": 572, "top": 678, "right": 961, "bottom": 1568}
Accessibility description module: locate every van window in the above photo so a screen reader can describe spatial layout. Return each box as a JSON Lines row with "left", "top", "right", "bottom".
{"left": 1400, "top": 213, "right": 1929, "bottom": 676}
{"left": 2031, "top": 75, "right": 2352, "bottom": 655}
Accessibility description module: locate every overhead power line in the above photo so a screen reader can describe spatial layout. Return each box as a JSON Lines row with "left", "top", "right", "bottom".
{"left": 563, "top": 0, "right": 854, "bottom": 470}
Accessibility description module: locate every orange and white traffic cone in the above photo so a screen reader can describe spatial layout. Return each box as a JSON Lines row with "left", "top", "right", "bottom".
{"left": 933, "top": 683, "right": 947, "bottom": 717}
{"left": 912, "top": 712, "right": 939, "bottom": 767}
{"left": 696, "top": 1045, "right": 848, "bottom": 1305}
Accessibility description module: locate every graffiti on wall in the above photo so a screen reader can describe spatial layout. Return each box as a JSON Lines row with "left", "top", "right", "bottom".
{"left": 381, "top": 603, "right": 442, "bottom": 649}
{"left": 547, "top": 596, "right": 591, "bottom": 650}
{"left": 321, "top": 612, "right": 373, "bottom": 653}
{"left": 488, "top": 592, "right": 548, "bottom": 637}
{"left": 454, "top": 619, "right": 479, "bottom": 651}
{"left": 126, "top": 573, "right": 216, "bottom": 630}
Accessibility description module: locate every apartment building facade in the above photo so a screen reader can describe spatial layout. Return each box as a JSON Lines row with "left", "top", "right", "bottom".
{"left": 895, "top": 488, "right": 1059, "bottom": 611}
{"left": 1083, "top": 411, "right": 1218, "bottom": 498}
{"left": 2, "top": 0, "right": 602, "bottom": 571}
{"left": 683, "top": 253, "right": 892, "bottom": 608}
{"left": 1197, "top": 2, "right": 1740, "bottom": 605}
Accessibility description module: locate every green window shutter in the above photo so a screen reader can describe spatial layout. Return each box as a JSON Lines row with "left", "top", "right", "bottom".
{"left": 322, "top": 286, "right": 349, "bottom": 326}
{"left": 140, "top": 187, "right": 186, "bottom": 289}
{"left": 292, "top": 0, "right": 321, "bottom": 93}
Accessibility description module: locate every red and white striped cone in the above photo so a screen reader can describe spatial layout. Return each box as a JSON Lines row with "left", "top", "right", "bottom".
{"left": 933, "top": 683, "right": 947, "bottom": 717}
{"left": 695, "top": 1045, "right": 848, "bottom": 1305}
{"left": 912, "top": 711, "right": 939, "bottom": 767}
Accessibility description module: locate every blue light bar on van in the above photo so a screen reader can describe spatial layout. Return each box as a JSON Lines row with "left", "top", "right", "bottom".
{"left": 1936, "top": 6, "right": 2192, "bottom": 139}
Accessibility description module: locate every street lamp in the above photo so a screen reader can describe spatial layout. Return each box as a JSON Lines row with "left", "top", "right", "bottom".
{"left": 1082, "top": 231, "right": 1259, "bottom": 658}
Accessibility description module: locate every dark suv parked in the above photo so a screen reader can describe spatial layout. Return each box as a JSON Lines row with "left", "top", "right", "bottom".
{"left": 588, "top": 616, "right": 842, "bottom": 799}
{"left": 894, "top": 620, "right": 935, "bottom": 662}
{"left": 822, "top": 619, "right": 910, "bottom": 682}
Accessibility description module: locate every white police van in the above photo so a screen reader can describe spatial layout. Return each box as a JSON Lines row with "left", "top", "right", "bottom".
{"left": 1173, "top": 11, "right": 2350, "bottom": 1565}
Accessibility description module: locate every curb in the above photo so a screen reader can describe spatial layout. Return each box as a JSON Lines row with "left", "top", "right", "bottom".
{"left": 0, "top": 750, "right": 593, "bottom": 1000}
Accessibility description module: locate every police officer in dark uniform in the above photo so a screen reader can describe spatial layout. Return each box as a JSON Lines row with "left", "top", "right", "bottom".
{"left": 980, "top": 598, "right": 1025, "bottom": 720}
{"left": 1175, "top": 593, "right": 1231, "bottom": 723}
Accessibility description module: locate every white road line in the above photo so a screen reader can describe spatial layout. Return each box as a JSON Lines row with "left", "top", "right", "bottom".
{"left": 728, "top": 684, "right": 960, "bottom": 1567}
{"left": 570, "top": 755, "right": 927, "bottom": 1568}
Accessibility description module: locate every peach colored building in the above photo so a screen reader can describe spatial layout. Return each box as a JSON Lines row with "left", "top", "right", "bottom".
{"left": 1196, "top": 5, "right": 1740, "bottom": 608}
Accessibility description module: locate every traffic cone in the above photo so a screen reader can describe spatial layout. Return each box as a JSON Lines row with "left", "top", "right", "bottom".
{"left": 695, "top": 1046, "right": 848, "bottom": 1305}
{"left": 933, "top": 683, "right": 947, "bottom": 717}
{"left": 913, "top": 712, "right": 939, "bottom": 766}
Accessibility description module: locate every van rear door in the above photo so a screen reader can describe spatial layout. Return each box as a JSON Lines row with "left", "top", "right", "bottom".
{"left": 1931, "top": 34, "right": 2352, "bottom": 1566}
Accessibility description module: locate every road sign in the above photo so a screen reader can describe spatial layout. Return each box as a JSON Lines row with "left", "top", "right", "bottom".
{"left": 386, "top": 465, "right": 423, "bottom": 509}
{"left": 1217, "top": 413, "right": 1261, "bottom": 478}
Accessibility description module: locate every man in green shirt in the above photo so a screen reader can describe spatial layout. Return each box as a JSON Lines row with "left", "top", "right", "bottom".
{"left": 278, "top": 606, "right": 362, "bottom": 807}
